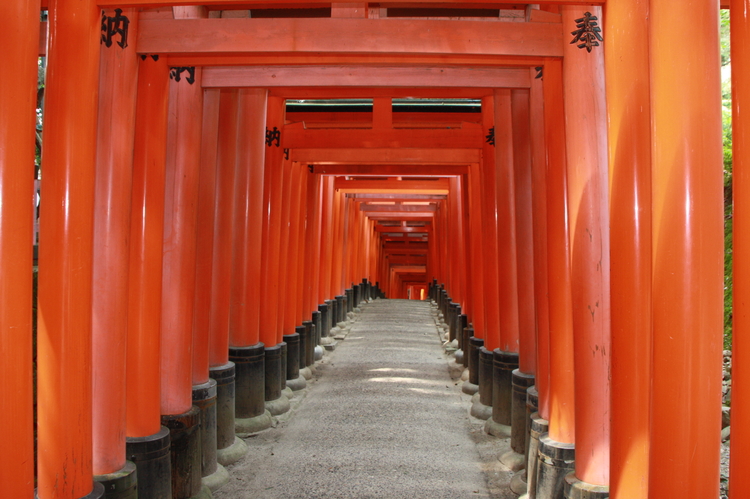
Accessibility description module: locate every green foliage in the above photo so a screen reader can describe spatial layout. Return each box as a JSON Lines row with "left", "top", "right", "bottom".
{"left": 721, "top": 10, "right": 733, "bottom": 349}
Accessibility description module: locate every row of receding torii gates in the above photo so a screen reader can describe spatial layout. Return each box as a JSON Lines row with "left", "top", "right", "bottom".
{"left": 2, "top": 0, "right": 750, "bottom": 498}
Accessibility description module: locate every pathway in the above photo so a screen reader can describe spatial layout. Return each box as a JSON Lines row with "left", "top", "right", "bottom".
{"left": 215, "top": 299, "right": 514, "bottom": 499}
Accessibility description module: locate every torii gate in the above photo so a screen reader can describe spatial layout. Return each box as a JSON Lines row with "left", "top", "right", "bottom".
{"left": 0, "top": 1, "right": 744, "bottom": 499}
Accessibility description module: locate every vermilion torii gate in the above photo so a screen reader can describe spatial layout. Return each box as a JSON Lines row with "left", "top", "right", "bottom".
{"left": 0, "top": 1, "right": 741, "bottom": 498}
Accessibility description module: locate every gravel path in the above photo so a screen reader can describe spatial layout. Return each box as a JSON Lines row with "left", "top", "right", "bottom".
{"left": 214, "top": 299, "right": 512, "bottom": 499}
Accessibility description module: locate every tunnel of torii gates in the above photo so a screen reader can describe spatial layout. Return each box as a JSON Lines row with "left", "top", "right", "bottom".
{"left": 3, "top": 0, "right": 750, "bottom": 498}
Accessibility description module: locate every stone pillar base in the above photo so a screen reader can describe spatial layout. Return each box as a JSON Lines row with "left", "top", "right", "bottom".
{"left": 235, "top": 410, "right": 273, "bottom": 436}
{"left": 500, "top": 449, "right": 526, "bottom": 472}
{"left": 202, "top": 463, "right": 229, "bottom": 492}
{"left": 461, "top": 381, "right": 478, "bottom": 395}
{"left": 484, "top": 417, "right": 512, "bottom": 438}
{"left": 286, "top": 374, "right": 307, "bottom": 391}
{"left": 216, "top": 436, "right": 247, "bottom": 467}
{"left": 265, "top": 394, "right": 290, "bottom": 416}
{"left": 510, "top": 470, "right": 528, "bottom": 496}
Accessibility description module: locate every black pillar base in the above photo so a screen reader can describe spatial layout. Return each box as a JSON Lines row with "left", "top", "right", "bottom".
{"left": 209, "top": 362, "right": 235, "bottom": 452}
{"left": 524, "top": 412, "right": 548, "bottom": 499}
{"left": 285, "top": 331, "right": 306, "bottom": 390}
{"left": 126, "top": 427, "right": 171, "bottom": 499}
{"left": 470, "top": 346, "right": 494, "bottom": 420}
{"left": 302, "top": 321, "right": 314, "bottom": 367}
{"left": 468, "top": 335, "right": 483, "bottom": 386}
{"left": 491, "top": 349, "right": 519, "bottom": 426}
{"left": 192, "top": 380, "right": 218, "bottom": 478}
{"left": 161, "top": 405, "right": 202, "bottom": 499}
{"left": 317, "top": 304, "right": 328, "bottom": 339}
{"left": 536, "top": 433, "right": 575, "bottom": 499}
{"left": 264, "top": 344, "right": 290, "bottom": 416}
{"left": 511, "top": 370, "right": 535, "bottom": 454}
{"left": 229, "top": 343, "right": 266, "bottom": 420}
{"left": 335, "top": 295, "right": 345, "bottom": 324}
{"left": 95, "top": 461, "right": 138, "bottom": 499}
{"left": 460, "top": 316, "right": 469, "bottom": 366}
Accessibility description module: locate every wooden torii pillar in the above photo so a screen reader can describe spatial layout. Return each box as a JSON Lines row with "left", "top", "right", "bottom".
{"left": 37, "top": 0, "right": 102, "bottom": 497}
{"left": 0, "top": 1, "right": 39, "bottom": 497}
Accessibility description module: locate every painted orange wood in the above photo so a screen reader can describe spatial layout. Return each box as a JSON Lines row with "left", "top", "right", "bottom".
{"left": 466, "top": 161, "right": 486, "bottom": 339}
{"left": 99, "top": 0, "right": 604, "bottom": 6}
{"left": 731, "top": 0, "right": 750, "bottom": 493}
{"left": 561, "top": 5, "right": 611, "bottom": 486}
{"left": 127, "top": 54, "right": 170, "bottom": 439}
{"left": 312, "top": 165, "right": 468, "bottom": 175}
{"left": 259, "top": 96, "right": 286, "bottom": 346}
{"left": 511, "top": 89, "right": 536, "bottom": 375}
{"left": 202, "top": 66, "right": 532, "bottom": 89}
{"left": 37, "top": 0, "right": 100, "bottom": 495}
{"left": 278, "top": 157, "right": 299, "bottom": 335}
{"left": 334, "top": 178, "right": 451, "bottom": 192}
{"left": 648, "top": 0, "right": 723, "bottom": 496}
{"left": 0, "top": 0, "right": 39, "bottom": 495}
{"left": 92, "top": 7, "right": 140, "bottom": 475}
{"left": 161, "top": 67, "right": 205, "bottom": 415}
{"left": 192, "top": 89, "right": 221, "bottom": 386}
{"left": 494, "top": 89, "right": 520, "bottom": 353}
{"left": 479, "top": 96, "right": 501, "bottom": 351}
{"left": 294, "top": 148, "right": 479, "bottom": 164}
{"left": 375, "top": 226, "right": 433, "bottom": 233}
{"left": 230, "top": 89, "right": 268, "bottom": 348}
{"left": 137, "top": 18, "right": 563, "bottom": 57}
{"left": 331, "top": 2, "right": 366, "bottom": 17}
{"left": 168, "top": 54, "right": 546, "bottom": 71}
{"left": 528, "top": 69, "right": 550, "bottom": 420}
{"left": 209, "top": 89, "right": 239, "bottom": 367}
{"left": 604, "top": 0, "right": 652, "bottom": 496}
{"left": 282, "top": 127, "right": 483, "bottom": 149}
{"left": 543, "top": 57, "right": 575, "bottom": 445}
{"left": 361, "top": 205, "right": 437, "bottom": 212}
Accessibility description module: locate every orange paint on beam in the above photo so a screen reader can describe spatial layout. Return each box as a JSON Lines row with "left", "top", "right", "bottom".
{"left": 282, "top": 126, "right": 483, "bottom": 150}
{"left": 313, "top": 165, "right": 468, "bottom": 176}
{"left": 202, "top": 66, "right": 531, "bottom": 89}
{"left": 294, "top": 148, "right": 479, "bottom": 165}
{"left": 168, "top": 54, "right": 546, "bottom": 71}
{"left": 137, "top": 18, "right": 563, "bottom": 58}
{"left": 98, "top": 0, "right": 605, "bottom": 7}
